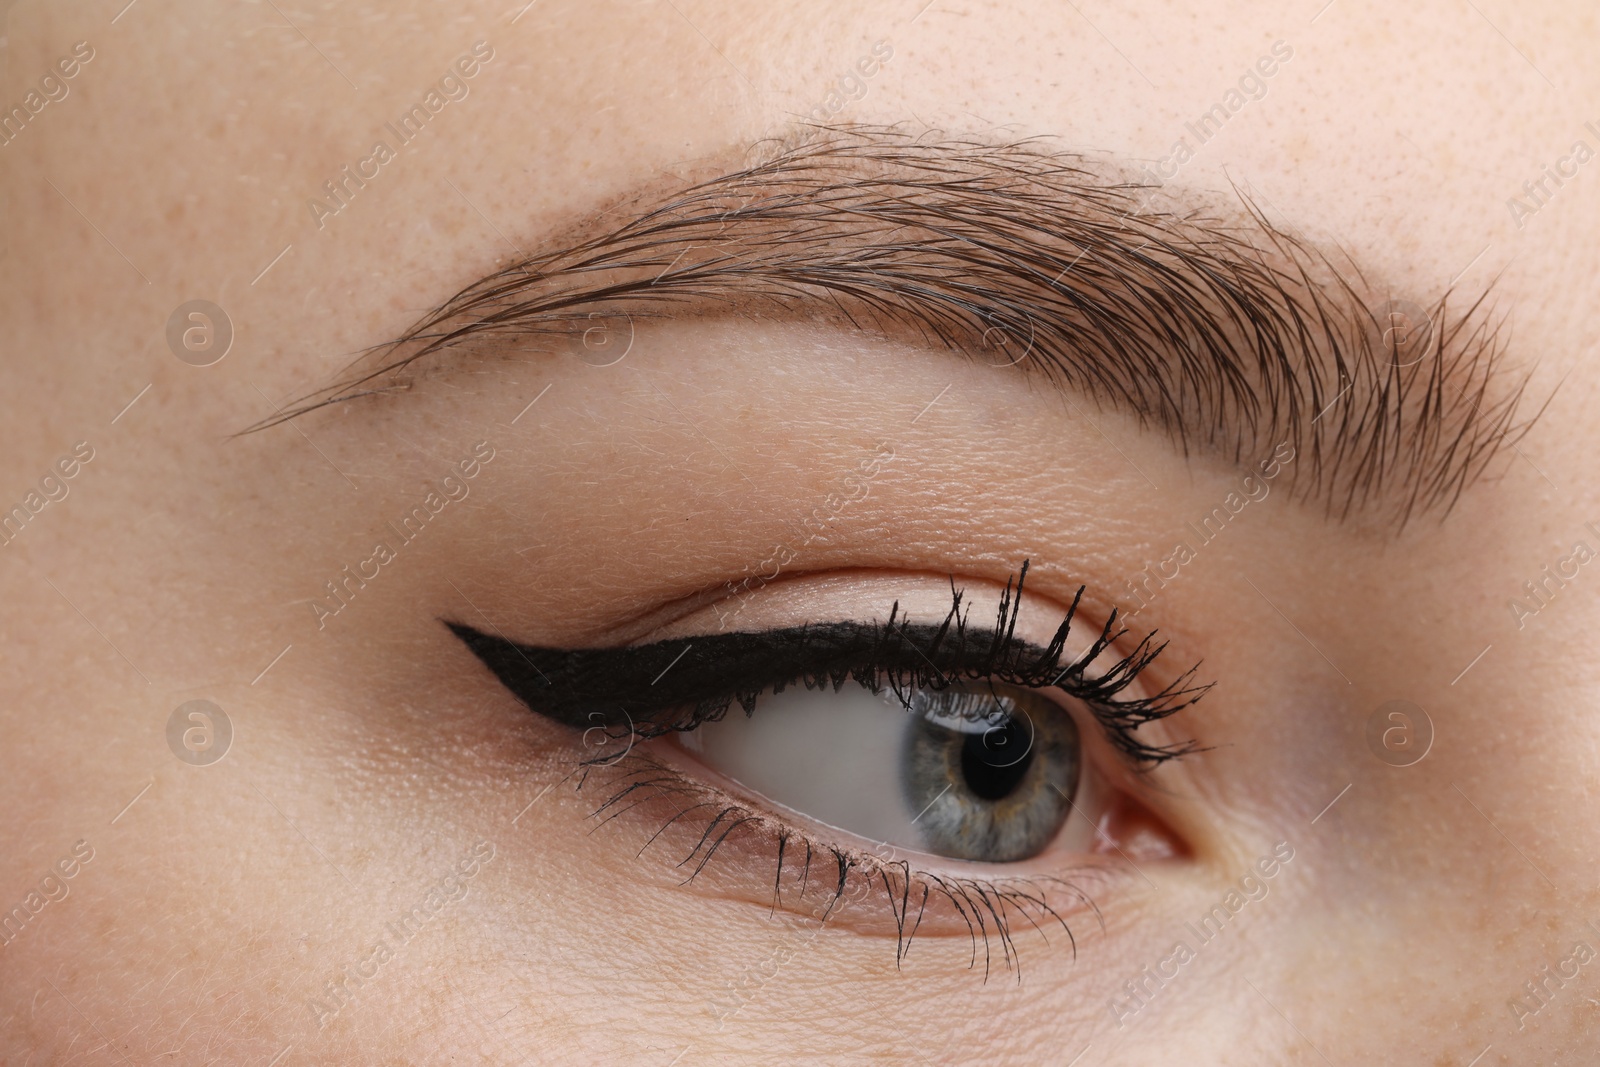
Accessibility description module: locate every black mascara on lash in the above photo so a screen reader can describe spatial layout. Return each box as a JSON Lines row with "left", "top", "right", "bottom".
{"left": 446, "top": 562, "right": 1208, "bottom": 764}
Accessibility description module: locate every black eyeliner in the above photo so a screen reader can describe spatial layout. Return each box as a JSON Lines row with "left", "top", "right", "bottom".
{"left": 447, "top": 563, "right": 1208, "bottom": 764}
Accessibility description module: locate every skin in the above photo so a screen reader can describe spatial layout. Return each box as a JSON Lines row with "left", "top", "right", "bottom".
{"left": 1, "top": 0, "right": 1598, "bottom": 1063}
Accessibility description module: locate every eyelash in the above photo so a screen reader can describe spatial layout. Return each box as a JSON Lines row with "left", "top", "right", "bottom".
{"left": 570, "top": 750, "right": 1108, "bottom": 981}
{"left": 453, "top": 561, "right": 1209, "bottom": 762}
{"left": 449, "top": 562, "right": 1210, "bottom": 976}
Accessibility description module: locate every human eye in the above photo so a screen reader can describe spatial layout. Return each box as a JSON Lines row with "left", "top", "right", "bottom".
{"left": 448, "top": 561, "right": 1206, "bottom": 973}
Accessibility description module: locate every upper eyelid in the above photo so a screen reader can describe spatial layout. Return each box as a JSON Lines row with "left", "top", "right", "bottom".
{"left": 258, "top": 124, "right": 1532, "bottom": 529}
{"left": 447, "top": 609, "right": 1208, "bottom": 767}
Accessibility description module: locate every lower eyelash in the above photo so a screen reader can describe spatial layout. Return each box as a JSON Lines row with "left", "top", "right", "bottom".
{"left": 566, "top": 748, "right": 1114, "bottom": 982}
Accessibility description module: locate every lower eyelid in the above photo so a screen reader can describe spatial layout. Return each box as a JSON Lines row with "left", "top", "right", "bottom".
{"left": 569, "top": 742, "right": 1132, "bottom": 971}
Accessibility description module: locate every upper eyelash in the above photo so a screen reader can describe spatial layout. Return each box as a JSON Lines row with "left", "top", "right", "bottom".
{"left": 446, "top": 560, "right": 1210, "bottom": 766}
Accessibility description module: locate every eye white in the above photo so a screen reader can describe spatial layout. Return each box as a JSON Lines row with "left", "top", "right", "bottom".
{"left": 675, "top": 679, "right": 1102, "bottom": 860}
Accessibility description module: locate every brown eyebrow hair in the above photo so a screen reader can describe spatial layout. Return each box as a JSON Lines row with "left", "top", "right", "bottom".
{"left": 261, "top": 124, "right": 1536, "bottom": 526}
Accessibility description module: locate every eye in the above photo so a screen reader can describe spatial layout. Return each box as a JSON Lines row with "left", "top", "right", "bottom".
{"left": 674, "top": 679, "right": 1088, "bottom": 863}
{"left": 450, "top": 562, "right": 1205, "bottom": 858}
{"left": 448, "top": 564, "right": 1209, "bottom": 968}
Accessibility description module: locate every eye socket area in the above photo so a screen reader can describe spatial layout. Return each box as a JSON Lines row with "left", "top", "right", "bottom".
{"left": 445, "top": 563, "right": 1205, "bottom": 960}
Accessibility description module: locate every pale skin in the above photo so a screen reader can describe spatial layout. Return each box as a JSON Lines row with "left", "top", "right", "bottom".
{"left": 2, "top": 0, "right": 1598, "bottom": 1063}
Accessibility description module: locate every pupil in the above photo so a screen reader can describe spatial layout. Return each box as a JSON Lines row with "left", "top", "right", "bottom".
{"left": 958, "top": 715, "right": 1032, "bottom": 800}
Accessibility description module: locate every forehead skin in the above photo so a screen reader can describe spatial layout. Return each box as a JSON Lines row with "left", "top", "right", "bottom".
{"left": 2, "top": 0, "right": 1599, "bottom": 1064}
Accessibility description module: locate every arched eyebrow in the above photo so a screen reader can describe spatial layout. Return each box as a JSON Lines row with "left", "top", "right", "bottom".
{"left": 265, "top": 124, "right": 1535, "bottom": 527}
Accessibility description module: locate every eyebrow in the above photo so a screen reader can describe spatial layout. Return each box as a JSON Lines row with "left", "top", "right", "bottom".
{"left": 267, "top": 124, "right": 1535, "bottom": 526}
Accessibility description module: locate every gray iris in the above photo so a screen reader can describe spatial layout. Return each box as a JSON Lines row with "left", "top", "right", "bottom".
{"left": 899, "top": 685, "right": 1080, "bottom": 862}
